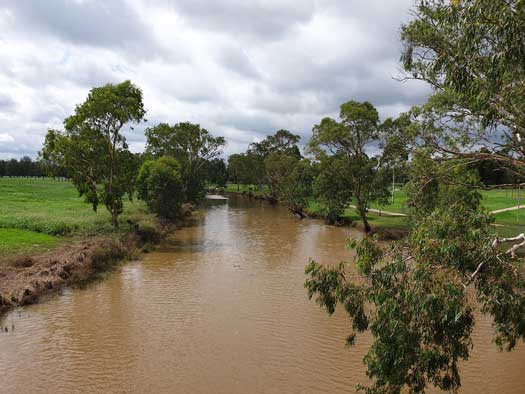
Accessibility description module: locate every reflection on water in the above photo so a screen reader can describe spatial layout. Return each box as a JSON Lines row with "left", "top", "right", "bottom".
{"left": 1, "top": 195, "right": 524, "bottom": 394}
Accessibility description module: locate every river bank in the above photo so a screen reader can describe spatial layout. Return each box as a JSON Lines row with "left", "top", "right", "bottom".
{"left": 0, "top": 219, "right": 177, "bottom": 317}
{"left": 219, "top": 188, "right": 409, "bottom": 240}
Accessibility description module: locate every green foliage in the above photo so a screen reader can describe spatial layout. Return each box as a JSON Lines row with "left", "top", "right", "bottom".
{"left": 248, "top": 129, "right": 302, "bottom": 159}
{"left": 309, "top": 100, "right": 390, "bottom": 233}
{"left": 264, "top": 153, "right": 314, "bottom": 215}
{"left": 401, "top": 0, "right": 525, "bottom": 134}
{"left": 137, "top": 157, "right": 184, "bottom": 220}
{"left": 264, "top": 153, "right": 299, "bottom": 203}
{"left": 313, "top": 153, "right": 353, "bottom": 224}
{"left": 145, "top": 122, "right": 225, "bottom": 202}
{"left": 226, "top": 130, "right": 303, "bottom": 198}
{"left": 41, "top": 81, "right": 145, "bottom": 228}
{"left": 206, "top": 158, "right": 228, "bottom": 187}
{"left": 306, "top": 197, "right": 525, "bottom": 393}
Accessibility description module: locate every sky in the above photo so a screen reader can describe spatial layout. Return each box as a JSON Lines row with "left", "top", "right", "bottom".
{"left": 0, "top": 0, "right": 430, "bottom": 159}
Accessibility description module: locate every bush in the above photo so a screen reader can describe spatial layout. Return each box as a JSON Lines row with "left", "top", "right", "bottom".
{"left": 136, "top": 157, "right": 184, "bottom": 220}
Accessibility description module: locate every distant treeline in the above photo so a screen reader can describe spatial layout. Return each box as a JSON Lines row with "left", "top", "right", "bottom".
{"left": 0, "top": 151, "right": 520, "bottom": 185}
{"left": 0, "top": 156, "right": 45, "bottom": 177}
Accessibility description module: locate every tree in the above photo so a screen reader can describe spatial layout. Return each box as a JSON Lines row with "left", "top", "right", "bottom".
{"left": 136, "top": 157, "right": 184, "bottom": 220}
{"left": 245, "top": 129, "right": 302, "bottom": 198}
{"left": 306, "top": 4, "right": 525, "bottom": 393}
{"left": 306, "top": 181, "right": 525, "bottom": 394}
{"left": 206, "top": 158, "right": 228, "bottom": 188}
{"left": 264, "top": 153, "right": 313, "bottom": 217}
{"left": 312, "top": 153, "right": 353, "bottom": 225}
{"left": 41, "top": 80, "right": 145, "bottom": 228}
{"left": 227, "top": 153, "right": 245, "bottom": 190}
{"left": 249, "top": 129, "right": 302, "bottom": 159}
{"left": 400, "top": 0, "right": 525, "bottom": 250}
{"left": 401, "top": 0, "right": 525, "bottom": 138}
{"left": 308, "top": 100, "right": 390, "bottom": 233}
{"left": 145, "top": 122, "right": 225, "bottom": 202}
{"left": 277, "top": 158, "right": 314, "bottom": 218}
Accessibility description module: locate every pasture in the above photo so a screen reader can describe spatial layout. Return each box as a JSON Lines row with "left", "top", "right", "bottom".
{"left": 0, "top": 178, "right": 148, "bottom": 255}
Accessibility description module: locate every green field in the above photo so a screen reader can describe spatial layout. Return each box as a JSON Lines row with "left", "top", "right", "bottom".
{"left": 368, "top": 188, "right": 525, "bottom": 214}
{"left": 225, "top": 183, "right": 269, "bottom": 196}
{"left": 0, "top": 178, "right": 148, "bottom": 255}
{"left": 0, "top": 228, "right": 59, "bottom": 254}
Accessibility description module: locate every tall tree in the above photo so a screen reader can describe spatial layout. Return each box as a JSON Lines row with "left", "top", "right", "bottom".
{"left": 309, "top": 100, "right": 389, "bottom": 233}
{"left": 206, "top": 158, "right": 228, "bottom": 188}
{"left": 312, "top": 153, "right": 354, "bottom": 225}
{"left": 41, "top": 81, "right": 145, "bottom": 227}
{"left": 145, "top": 122, "right": 225, "bottom": 202}
{"left": 307, "top": 3, "right": 525, "bottom": 393}
{"left": 227, "top": 153, "right": 244, "bottom": 190}
{"left": 249, "top": 129, "right": 302, "bottom": 159}
{"left": 264, "top": 153, "right": 313, "bottom": 217}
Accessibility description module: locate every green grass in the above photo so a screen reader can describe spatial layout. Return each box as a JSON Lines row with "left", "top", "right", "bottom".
{"left": 0, "top": 228, "right": 59, "bottom": 254}
{"left": 225, "top": 183, "right": 269, "bottom": 197}
{"left": 0, "top": 178, "right": 150, "bottom": 255}
{"left": 366, "top": 188, "right": 525, "bottom": 214}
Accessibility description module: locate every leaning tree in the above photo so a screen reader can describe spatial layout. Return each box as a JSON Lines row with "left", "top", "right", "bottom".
{"left": 306, "top": 2, "right": 525, "bottom": 393}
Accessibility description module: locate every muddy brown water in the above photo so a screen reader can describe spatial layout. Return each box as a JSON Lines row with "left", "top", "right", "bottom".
{"left": 1, "top": 195, "right": 525, "bottom": 394}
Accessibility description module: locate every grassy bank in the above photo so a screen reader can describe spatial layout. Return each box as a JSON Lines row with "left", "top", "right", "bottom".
{"left": 224, "top": 183, "right": 269, "bottom": 197}
{"left": 226, "top": 183, "right": 525, "bottom": 236}
{"left": 0, "top": 178, "right": 151, "bottom": 256}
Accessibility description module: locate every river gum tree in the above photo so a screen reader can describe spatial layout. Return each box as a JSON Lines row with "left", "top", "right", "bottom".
{"left": 306, "top": 2, "right": 525, "bottom": 393}
{"left": 41, "top": 80, "right": 145, "bottom": 228}
{"left": 145, "top": 122, "right": 225, "bottom": 202}
{"left": 308, "top": 100, "right": 390, "bottom": 233}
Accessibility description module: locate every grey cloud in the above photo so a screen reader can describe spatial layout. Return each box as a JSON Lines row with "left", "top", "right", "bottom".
{"left": 0, "top": 0, "right": 431, "bottom": 159}
{"left": 0, "top": 93, "right": 15, "bottom": 111}
{"left": 4, "top": 0, "right": 157, "bottom": 53}
{"left": 167, "top": 0, "right": 315, "bottom": 39}
{"left": 218, "top": 45, "right": 260, "bottom": 79}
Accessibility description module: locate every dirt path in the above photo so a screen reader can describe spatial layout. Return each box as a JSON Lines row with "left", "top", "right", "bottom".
{"left": 490, "top": 205, "right": 525, "bottom": 214}
{"left": 348, "top": 205, "right": 407, "bottom": 217}
{"left": 349, "top": 205, "right": 525, "bottom": 217}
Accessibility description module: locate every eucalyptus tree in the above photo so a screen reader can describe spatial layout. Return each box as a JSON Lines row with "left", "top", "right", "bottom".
{"left": 227, "top": 153, "right": 244, "bottom": 190}
{"left": 306, "top": 2, "right": 525, "bottom": 393}
{"left": 41, "top": 81, "right": 145, "bottom": 228}
{"left": 145, "top": 122, "right": 225, "bottom": 202}
{"left": 264, "top": 153, "right": 314, "bottom": 217}
{"left": 206, "top": 158, "right": 228, "bottom": 188}
{"left": 308, "top": 100, "right": 390, "bottom": 233}
{"left": 312, "top": 153, "right": 354, "bottom": 225}
{"left": 401, "top": 0, "right": 525, "bottom": 251}
{"left": 248, "top": 129, "right": 302, "bottom": 159}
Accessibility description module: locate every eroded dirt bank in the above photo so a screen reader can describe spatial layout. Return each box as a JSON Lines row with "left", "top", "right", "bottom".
{"left": 0, "top": 239, "right": 131, "bottom": 315}
{"left": 0, "top": 218, "right": 177, "bottom": 316}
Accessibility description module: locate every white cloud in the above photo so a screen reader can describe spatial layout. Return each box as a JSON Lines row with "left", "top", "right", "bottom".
{"left": 0, "top": 133, "right": 14, "bottom": 143}
{"left": 0, "top": 0, "right": 429, "bottom": 158}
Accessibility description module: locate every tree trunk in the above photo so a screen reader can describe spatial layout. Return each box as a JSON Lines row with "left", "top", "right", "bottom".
{"left": 356, "top": 203, "right": 371, "bottom": 234}
{"left": 111, "top": 206, "right": 119, "bottom": 229}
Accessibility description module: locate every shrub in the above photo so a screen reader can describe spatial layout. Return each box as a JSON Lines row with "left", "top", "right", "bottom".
{"left": 136, "top": 157, "right": 184, "bottom": 220}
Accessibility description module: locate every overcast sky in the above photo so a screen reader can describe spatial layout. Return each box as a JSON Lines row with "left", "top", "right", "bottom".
{"left": 0, "top": 0, "right": 430, "bottom": 159}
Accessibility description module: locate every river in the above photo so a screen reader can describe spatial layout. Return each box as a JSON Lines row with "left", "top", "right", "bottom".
{"left": 1, "top": 195, "right": 525, "bottom": 394}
